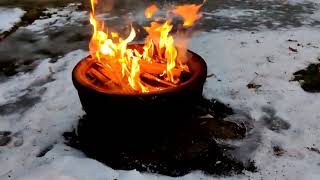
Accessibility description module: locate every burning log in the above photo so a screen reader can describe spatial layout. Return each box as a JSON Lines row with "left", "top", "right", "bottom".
{"left": 139, "top": 61, "right": 183, "bottom": 77}
{"left": 92, "top": 64, "right": 137, "bottom": 92}
{"left": 86, "top": 68, "right": 120, "bottom": 89}
{"left": 87, "top": 68, "right": 109, "bottom": 83}
{"left": 88, "top": 61, "right": 185, "bottom": 90}
{"left": 92, "top": 63, "right": 123, "bottom": 86}
{"left": 141, "top": 73, "right": 177, "bottom": 87}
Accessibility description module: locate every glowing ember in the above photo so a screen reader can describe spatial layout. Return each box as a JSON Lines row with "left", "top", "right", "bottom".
{"left": 88, "top": 0, "right": 203, "bottom": 93}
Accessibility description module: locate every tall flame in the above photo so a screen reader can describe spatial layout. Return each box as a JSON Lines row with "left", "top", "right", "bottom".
{"left": 88, "top": 0, "right": 203, "bottom": 93}
{"left": 145, "top": 5, "right": 158, "bottom": 19}
{"left": 172, "top": 3, "right": 204, "bottom": 27}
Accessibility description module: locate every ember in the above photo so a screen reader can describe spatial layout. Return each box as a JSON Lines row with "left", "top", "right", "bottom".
{"left": 85, "top": 0, "right": 204, "bottom": 93}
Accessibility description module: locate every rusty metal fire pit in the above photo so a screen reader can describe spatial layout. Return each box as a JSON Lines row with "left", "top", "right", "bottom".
{"left": 66, "top": 1, "right": 257, "bottom": 176}
{"left": 72, "top": 44, "right": 207, "bottom": 137}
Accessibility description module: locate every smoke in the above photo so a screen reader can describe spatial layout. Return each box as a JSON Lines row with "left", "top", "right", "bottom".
{"left": 174, "top": 31, "right": 192, "bottom": 64}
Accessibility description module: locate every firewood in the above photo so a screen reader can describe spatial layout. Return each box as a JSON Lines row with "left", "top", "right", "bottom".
{"left": 90, "top": 61, "right": 186, "bottom": 91}
{"left": 141, "top": 73, "right": 177, "bottom": 87}
{"left": 139, "top": 61, "right": 182, "bottom": 77}
{"left": 87, "top": 68, "right": 110, "bottom": 83}
{"left": 93, "top": 63, "right": 122, "bottom": 86}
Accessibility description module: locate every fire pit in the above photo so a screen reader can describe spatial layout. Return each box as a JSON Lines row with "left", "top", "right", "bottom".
{"left": 67, "top": 1, "right": 257, "bottom": 176}
{"left": 72, "top": 1, "right": 208, "bottom": 136}
{"left": 72, "top": 44, "right": 206, "bottom": 136}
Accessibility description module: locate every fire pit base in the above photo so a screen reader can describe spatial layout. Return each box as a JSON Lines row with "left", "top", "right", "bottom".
{"left": 64, "top": 97, "right": 256, "bottom": 176}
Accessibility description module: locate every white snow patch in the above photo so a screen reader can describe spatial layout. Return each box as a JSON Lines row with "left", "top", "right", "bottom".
{"left": 258, "top": 0, "right": 319, "bottom": 5}
{"left": 285, "top": 0, "right": 320, "bottom": 5}
{"left": 0, "top": 50, "right": 87, "bottom": 180}
{"left": 213, "top": 8, "right": 263, "bottom": 19}
{"left": 308, "top": 8, "right": 320, "bottom": 22}
{"left": 190, "top": 28, "right": 320, "bottom": 179}
{"left": 0, "top": 7, "right": 25, "bottom": 33}
{"left": 25, "top": 4, "right": 87, "bottom": 33}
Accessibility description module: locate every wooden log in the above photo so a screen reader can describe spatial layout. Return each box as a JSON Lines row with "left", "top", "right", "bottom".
{"left": 93, "top": 63, "right": 122, "bottom": 86}
{"left": 90, "top": 61, "right": 186, "bottom": 92}
{"left": 87, "top": 68, "right": 110, "bottom": 83}
{"left": 139, "top": 61, "right": 182, "bottom": 77}
{"left": 141, "top": 73, "right": 177, "bottom": 87}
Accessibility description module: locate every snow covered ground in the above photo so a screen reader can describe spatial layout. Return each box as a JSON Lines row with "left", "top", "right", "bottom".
{"left": 0, "top": 1, "right": 320, "bottom": 180}
{"left": 0, "top": 7, "right": 25, "bottom": 33}
{"left": 191, "top": 28, "right": 320, "bottom": 179}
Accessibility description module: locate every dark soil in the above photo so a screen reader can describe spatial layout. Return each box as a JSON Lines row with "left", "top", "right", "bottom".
{"left": 292, "top": 62, "right": 320, "bottom": 93}
{"left": 0, "top": 131, "right": 12, "bottom": 146}
{"left": 64, "top": 97, "right": 256, "bottom": 177}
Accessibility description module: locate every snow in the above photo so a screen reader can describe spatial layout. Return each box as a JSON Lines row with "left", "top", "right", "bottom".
{"left": 1, "top": 1, "right": 320, "bottom": 180}
{"left": 212, "top": 8, "right": 263, "bottom": 19}
{"left": 0, "top": 7, "right": 25, "bottom": 33}
{"left": 25, "top": 4, "right": 87, "bottom": 33}
{"left": 1, "top": 28, "right": 320, "bottom": 180}
{"left": 190, "top": 28, "right": 320, "bottom": 179}
{"left": 286, "top": 0, "right": 320, "bottom": 5}
{"left": 0, "top": 50, "right": 87, "bottom": 179}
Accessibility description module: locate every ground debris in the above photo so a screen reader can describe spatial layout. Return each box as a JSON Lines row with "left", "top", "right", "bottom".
{"left": 273, "top": 146, "right": 286, "bottom": 156}
{"left": 247, "top": 83, "right": 262, "bottom": 90}
{"left": 306, "top": 147, "right": 320, "bottom": 154}
{"left": 289, "top": 47, "right": 298, "bottom": 53}
{"left": 292, "top": 62, "right": 320, "bottom": 92}
{"left": 287, "top": 39, "right": 298, "bottom": 42}
{"left": 0, "top": 131, "right": 12, "bottom": 146}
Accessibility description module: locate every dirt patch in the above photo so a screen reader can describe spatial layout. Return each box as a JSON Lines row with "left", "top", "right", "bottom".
{"left": 292, "top": 61, "right": 320, "bottom": 93}
{"left": 64, "top": 97, "right": 256, "bottom": 176}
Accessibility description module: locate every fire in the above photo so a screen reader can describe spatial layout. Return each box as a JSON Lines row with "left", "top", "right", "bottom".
{"left": 172, "top": 3, "right": 204, "bottom": 27}
{"left": 88, "top": 0, "right": 203, "bottom": 93}
{"left": 145, "top": 5, "right": 158, "bottom": 19}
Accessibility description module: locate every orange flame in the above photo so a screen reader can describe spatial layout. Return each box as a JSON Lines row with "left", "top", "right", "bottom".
{"left": 88, "top": 0, "right": 203, "bottom": 93}
{"left": 172, "top": 3, "right": 203, "bottom": 27}
{"left": 145, "top": 4, "right": 159, "bottom": 19}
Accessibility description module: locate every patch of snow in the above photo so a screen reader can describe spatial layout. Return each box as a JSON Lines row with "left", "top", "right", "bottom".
{"left": 258, "top": 0, "right": 319, "bottom": 5}
{"left": 212, "top": 8, "right": 263, "bottom": 19}
{"left": 0, "top": 50, "right": 87, "bottom": 179}
{"left": 0, "top": 7, "right": 25, "bottom": 33}
{"left": 25, "top": 4, "right": 87, "bottom": 33}
{"left": 310, "top": 9, "right": 320, "bottom": 21}
{"left": 285, "top": 0, "right": 320, "bottom": 5}
{"left": 190, "top": 28, "right": 320, "bottom": 179}
{"left": 96, "top": 13, "right": 119, "bottom": 21}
